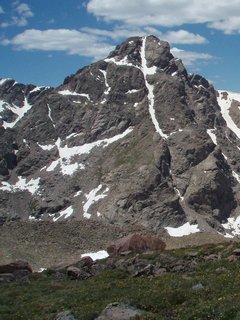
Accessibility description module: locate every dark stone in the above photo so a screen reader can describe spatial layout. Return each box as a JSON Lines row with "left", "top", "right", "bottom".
{"left": 0, "top": 273, "right": 15, "bottom": 283}
{"left": 0, "top": 261, "right": 32, "bottom": 274}
{"left": 192, "top": 283, "right": 204, "bottom": 290}
{"left": 232, "top": 248, "right": 240, "bottom": 256}
{"left": 66, "top": 266, "right": 90, "bottom": 280}
{"left": 54, "top": 311, "right": 76, "bottom": 320}
{"left": 96, "top": 302, "right": 145, "bottom": 320}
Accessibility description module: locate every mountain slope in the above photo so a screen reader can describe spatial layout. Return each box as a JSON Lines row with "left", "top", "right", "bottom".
{"left": 1, "top": 35, "right": 240, "bottom": 237}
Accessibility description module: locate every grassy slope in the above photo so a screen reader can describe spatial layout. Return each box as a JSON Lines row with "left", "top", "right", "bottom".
{"left": 1, "top": 243, "right": 240, "bottom": 319}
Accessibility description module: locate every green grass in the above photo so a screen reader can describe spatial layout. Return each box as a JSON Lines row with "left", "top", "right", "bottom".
{"left": 1, "top": 244, "right": 240, "bottom": 319}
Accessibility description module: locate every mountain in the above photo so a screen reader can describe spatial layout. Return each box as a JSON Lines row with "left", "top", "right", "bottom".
{"left": 1, "top": 35, "right": 240, "bottom": 238}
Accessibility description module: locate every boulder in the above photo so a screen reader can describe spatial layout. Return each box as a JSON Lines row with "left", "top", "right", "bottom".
{"left": 107, "top": 234, "right": 166, "bottom": 257}
{"left": 0, "top": 273, "right": 15, "bottom": 283}
{"left": 96, "top": 302, "right": 145, "bottom": 320}
{"left": 132, "top": 264, "right": 154, "bottom": 277}
{"left": 66, "top": 266, "right": 90, "bottom": 280}
{"left": 232, "top": 248, "right": 240, "bottom": 256}
{"left": 227, "top": 255, "right": 240, "bottom": 263}
{"left": 54, "top": 311, "right": 76, "bottom": 320}
{"left": 0, "top": 261, "right": 32, "bottom": 274}
{"left": 76, "top": 256, "right": 94, "bottom": 268}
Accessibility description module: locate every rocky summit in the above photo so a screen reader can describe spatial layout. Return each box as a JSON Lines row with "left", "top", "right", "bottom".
{"left": 1, "top": 35, "right": 240, "bottom": 238}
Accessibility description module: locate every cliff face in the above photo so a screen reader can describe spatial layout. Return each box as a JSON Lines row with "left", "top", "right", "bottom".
{"left": 1, "top": 35, "right": 240, "bottom": 237}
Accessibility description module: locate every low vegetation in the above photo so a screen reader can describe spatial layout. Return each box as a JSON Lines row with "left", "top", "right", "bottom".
{"left": 1, "top": 242, "right": 240, "bottom": 319}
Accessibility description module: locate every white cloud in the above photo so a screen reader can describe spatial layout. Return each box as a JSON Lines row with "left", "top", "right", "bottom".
{"left": 208, "top": 17, "right": 240, "bottom": 34}
{"left": 144, "top": 28, "right": 207, "bottom": 44}
{"left": 1, "top": 29, "right": 114, "bottom": 60}
{"left": 0, "top": 6, "right": 4, "bottom": 14}
{"left": 1, "top": 27, "right": 213, "bottom": 67}
{"left": 171, "top": 47, "right": 213, "bottom": 66}
{"left": 15, "top": 3, "right": 33, "bottom": 18}
{"left": 81, "top": 26, "right": 207, "bottom": 44}
{"left": 87, "top": 0, "right": 240, "bottom": 34}
{"left": 0, "top": 2, "right": 33, "bottom": 28}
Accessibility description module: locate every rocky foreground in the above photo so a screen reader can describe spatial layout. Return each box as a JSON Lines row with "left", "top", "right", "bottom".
{"left": 1, "top": 239, "right": 240, "bottom": 319}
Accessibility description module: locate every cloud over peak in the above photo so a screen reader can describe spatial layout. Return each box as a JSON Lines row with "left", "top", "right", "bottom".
{"left": 87, "top": 0, "right": 240, "bottom": 34}
{"left": 1, "top": 28, "right": 114, "bottom": 60}
{"left": 2, "top": 27, "right": 213, "bottom": 68}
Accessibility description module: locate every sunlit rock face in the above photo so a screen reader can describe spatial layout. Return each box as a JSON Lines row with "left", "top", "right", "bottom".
{"left": 1, "top": 35, "right": 240, "bottom": 237}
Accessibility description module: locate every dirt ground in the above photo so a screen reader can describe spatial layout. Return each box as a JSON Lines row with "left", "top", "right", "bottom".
{"left": 0, "top": 220, "right": 235, "bottom": 271}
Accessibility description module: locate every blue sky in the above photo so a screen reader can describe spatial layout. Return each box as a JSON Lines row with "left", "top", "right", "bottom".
{"left": 0, "top": 0, "right": 240, "bottom": 92}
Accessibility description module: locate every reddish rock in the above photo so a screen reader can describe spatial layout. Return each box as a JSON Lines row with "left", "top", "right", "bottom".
{"left": 107, "top": 234, "right": 166, "bottom": 257}
{"left": 227, "top": 254, "right": 239, "bottom": 262}
{"left": 0, "top": 261, "right": 32, "bottom": 274}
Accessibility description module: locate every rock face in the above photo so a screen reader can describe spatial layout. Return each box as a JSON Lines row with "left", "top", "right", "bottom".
{"left": 1, "top": 35, "right": 240, "bottom": 237}
{"left": 107, "top": 234, "right": 166, "bottom": 256}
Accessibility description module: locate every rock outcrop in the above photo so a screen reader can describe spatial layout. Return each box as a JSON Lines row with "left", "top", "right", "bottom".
{"left": 1, "top": 35, "right": 240, "bottom": 237}
{"left": 107, "top": 234, "right": 166, "bottom": 256}
{"left": 0, "top": 260, "right": 32, "bottom": 283}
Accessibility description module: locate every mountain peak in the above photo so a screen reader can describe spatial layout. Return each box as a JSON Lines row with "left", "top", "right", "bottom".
{"left": 1, "top": 35, "right": 240, "bottom": 239}
{"left": 106, "top": 35, "right": 174, "bottom": 70}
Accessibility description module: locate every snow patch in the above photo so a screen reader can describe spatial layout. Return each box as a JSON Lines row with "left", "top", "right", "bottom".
{"left": 83, "top": 184, "right": 109, "bottom": 219}
{"left": 47, "top": 104, "right": 55, "bottom": 128}
{"left": 46, "top": 159, "right": 59, "bottom": 172}
{"left": 66, "top": 132, "right": 82, "bottom": 139}
{"left": 222, "top": 153, "right": 228, "bottom": 160}
{"left": 29, "top": 86, "right": 45, "bottom": 93}
{"left": 232, "top": 171, "right": 240, "bottom": 183}
{"left": 222, "top": 216, "right": 240, "bottom": 237}
{"left": 38, "top": 142, "right": 55, "bottom": 151}
{"left": 29, "top": 215, "right": 38, "bottom": 221}
{"left": 169, "top": 128, "right": 183, "bottom": 136}
{"left": 1, "top": 176, "right": 40, "bottom": 194}
{"left": 58, "top": 90, "right": 90, "bottom": 100}
{"left": 0, "top": 78, "right": 11, "bottom": 85}
{"left": 126, "top": 89, "right": 141, "bottom": 94}
{"left": 45, "top": 127, "right": 133, "bottom": 175}
{"left": 81, "top": 250, "right": 109, "bottom": 261}
{"left": 141, "top": 37, "right": 168, "bottom": 139}
{"left": 61, "top": 162, "right": 80, "bottom": 175}
{"left": 217, "top": 91, "right": 240, "bottom": 139}
{"left": 105, "top": 57, "right": 140, "bottom": 69}
{"left": 2, "top": 97, "right": 32, "bottom": 129}
{"left": 100, "top": 69, "right": 111, "bottom": 95}
{"left": 165, "top": 222, "right": 200, "bottom": 237}
{"left": 0, "top": 100, "right": 11, "bottom": 113}
{"left": 53, "top": 206, "right": 74, "bottom": 222}
{"left": 207, "top": 128, "right": 217, "bottom": 145}
{"left": 174, "top": 187, "right": 184, "bottom": 201}
{"left": 74, "top": 190, "right": 82, "bottom": 197}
